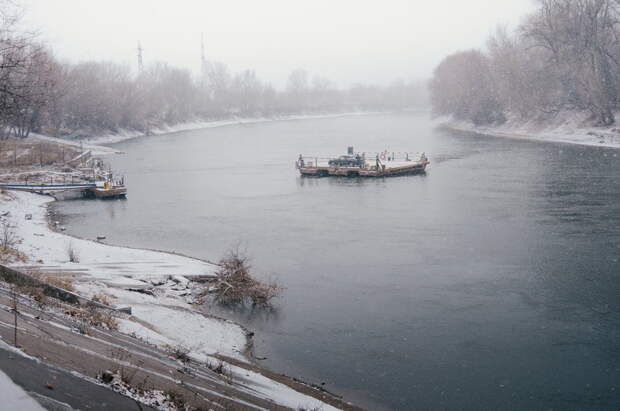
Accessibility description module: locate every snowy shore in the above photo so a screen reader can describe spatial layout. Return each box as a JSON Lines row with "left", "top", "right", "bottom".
{"left": 1, "top": 190, "right": 341, "bottom": 410}
{"left": 31, "top": 111, "right": 388, "bottom": 153}
{"left": 3, "top": 190, "right": 245, "bottom": 359}
{"left": 443, "top": 111, "right": 620, "bottom": 149}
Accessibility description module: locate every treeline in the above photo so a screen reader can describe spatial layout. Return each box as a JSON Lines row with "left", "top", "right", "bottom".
{"left": 0, "top": 4, "right": 426, "bottom": 140}
{"left": 431, "top": 0, "right": 620, "bottom": 126}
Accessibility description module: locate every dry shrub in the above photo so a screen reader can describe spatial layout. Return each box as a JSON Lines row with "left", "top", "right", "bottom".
{"left": 0, "top": 245, "right": 27, "bottom": 264}
{"left": 88, "top": 307, "right": 118, "bottom": 329}
{"left": 19, "top": 285, "right": 49, "bottom": 309}
{"left": 0, "top": 220, "right": 17, "bottom": 250}
{"left": 164, "top": 389, "right": 186, "bottom": 410}
{"left": 0, "top": 221, "right": 24, "bottom": 264}
{"left": 91, "top": 292, "right": 111, "bottom": 305}
{"left": 28, "top": 270, "right": 75, "bottom": 291}
{"left": 167, "top": 345, "right": 190, "bottom": 363}
{"left": 66, "top": 242, "right": 80, "bottom": 263}
{"left": 110, "top": 348, "right": 141, "bottom": 385}
{"left": 74, "top": 305, "right": 118, "bottom": 334}
{"left": 77, "top": 317, "right": 90, "bottom": 335}
{"left": 46, "top": 276, "right": 75, "bottom": 291}
{"left": 213, "top": 248, "right": 281, "bottom": 306}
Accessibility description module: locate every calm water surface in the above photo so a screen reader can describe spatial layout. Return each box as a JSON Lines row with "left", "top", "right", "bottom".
{"left": 55, "top": 113, "right": 620, "bottom": 410}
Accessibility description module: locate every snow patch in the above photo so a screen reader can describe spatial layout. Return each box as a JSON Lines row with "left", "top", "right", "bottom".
{"left": 79, "top": 112, "right": 383, "bottom": 146}
{"left": 446, "top": 110, "right": 620, "bottom": 149}
{"left": 0, "top": 369, "right": 45, "bottom": 410}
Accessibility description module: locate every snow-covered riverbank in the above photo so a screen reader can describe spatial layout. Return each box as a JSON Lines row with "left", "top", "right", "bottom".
{"left": 43, "top": 111, "right": 388, "bottom": 149}
{"left": 444, "top": 111, "right": 620, "bottom": 149}
{"left": 1, "top": 190, "right": 342, "bottom": 410}
{"left": 3, "top": 191, "right": 244, "bottom": 358}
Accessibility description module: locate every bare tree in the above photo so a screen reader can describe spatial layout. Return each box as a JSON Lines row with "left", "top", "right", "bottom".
{"left": 522, "top": 0, "right": 620, "bottom": 125}
{"left": 285, "top": 69, "right": 310, "bottom": 112}
{"left": 0, "top": 220, "right": 16, "bottom": 250}
{"left": 431, "top": 0, "right": 620, "bottom": 127}
{"left": 430, "top": 49, "right": 505, "bottom": 125}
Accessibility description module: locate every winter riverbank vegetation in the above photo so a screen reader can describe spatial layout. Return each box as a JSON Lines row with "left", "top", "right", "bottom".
{"left": 0, "top": 1, "right": 426, "bottom": 141}
{"left": 431, "top": 0, "right": 620, "bottom": 128}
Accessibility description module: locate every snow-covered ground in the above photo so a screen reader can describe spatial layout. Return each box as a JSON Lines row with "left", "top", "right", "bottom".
{"left": 47, "top": 112, "right": 382, "bottom": 148}
{"left": 7, "top": 192, "right": 216, "bottom": 281}
{"left": 29, "top": 133, "right": 121, "bottom": 156}
{"left": 445, "top": 110, "right": 620, "bottom": 149}
{"left": 0, "top": 190, "right": 342, "bottom": 409}
{"left": 0, "top": 368, "right": 45, "bottom": 411}
{"left": 2, "top": 191, "right": 243, "bottom": 359}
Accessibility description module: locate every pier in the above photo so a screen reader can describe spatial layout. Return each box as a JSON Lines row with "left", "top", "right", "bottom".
{"left": 0, "top": 150, "right": 127, "bottom": 199}
{"left": 0, "top": 182, "right": 127, "bottom": 198}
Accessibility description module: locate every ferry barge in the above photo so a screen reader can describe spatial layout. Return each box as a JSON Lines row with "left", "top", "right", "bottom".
{"left": 296, "top": 147, "right": 429, "bottom": 177}
{"left": 87, "top": 179, "right": 127, "bottom": 199}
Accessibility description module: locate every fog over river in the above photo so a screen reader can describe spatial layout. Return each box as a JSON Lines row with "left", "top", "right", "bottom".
{"left": 55, "top": 113, "right": 620, "bottom": 410}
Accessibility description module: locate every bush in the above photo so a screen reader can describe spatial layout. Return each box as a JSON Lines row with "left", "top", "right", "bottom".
{"left": 28, "top": 269, "right": 75, "bottom": 292}
{"left": 168, "top": 345, "right": 190, "bottom": 363}
{"left": 85, "top": 306, "right": 118, "bottom": 330}
{"left": 91, "top": 292, "right": 111, "bottom": 305}
{"left": 213, "top": 248, "right": 281, "bottom": 306}
{"left": 0, "top": 220, "right": 17, "bottom": 250}
{"left": 66, "top": 242, "right": 80, "bottom": 263}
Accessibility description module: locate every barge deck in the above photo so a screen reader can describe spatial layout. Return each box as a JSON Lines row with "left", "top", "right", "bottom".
{"left": 297, "top": 148, "right": 429, "bottom": 177}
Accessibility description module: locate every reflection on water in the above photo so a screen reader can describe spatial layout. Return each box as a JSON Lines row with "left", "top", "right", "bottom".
{"left": 54, "top": 113, "right": 620, "bottom": 410}
{"left": 204, "top": 300, "right": 282, "bottom": 326}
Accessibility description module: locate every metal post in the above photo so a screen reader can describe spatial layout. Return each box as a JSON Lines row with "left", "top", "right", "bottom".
{"left": 12, "top": 285, "right": 17, "bottom": 347}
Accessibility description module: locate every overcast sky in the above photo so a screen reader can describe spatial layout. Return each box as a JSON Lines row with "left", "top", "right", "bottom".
{"left": 23, "top": 0, "right": 537, "bottom": 88}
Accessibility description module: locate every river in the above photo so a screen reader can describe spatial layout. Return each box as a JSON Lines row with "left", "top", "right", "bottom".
{"left": 54, "top": 112, "right": 620, "bottom": 410}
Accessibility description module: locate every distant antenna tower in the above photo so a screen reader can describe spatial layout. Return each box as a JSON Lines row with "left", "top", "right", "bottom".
{"left": 200, "top": 33, "right": 206, "bottom": 78}
{"left": 137, "top": 41, "right": 144, "bottom": 73}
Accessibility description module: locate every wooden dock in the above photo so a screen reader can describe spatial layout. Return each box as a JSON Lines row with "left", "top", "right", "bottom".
{"left": 0, "top": 182, "right": 126, "bottom": 198}
{"left": 0, "top": 183, "right": 96, "bottom": 193}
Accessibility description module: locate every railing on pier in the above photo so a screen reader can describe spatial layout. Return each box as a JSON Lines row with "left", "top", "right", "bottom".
{"left": 296, "top": 151, "right": 425, "bottom": 169}
{"left": 0, "top": 183, "right": 96, "bottom": 193}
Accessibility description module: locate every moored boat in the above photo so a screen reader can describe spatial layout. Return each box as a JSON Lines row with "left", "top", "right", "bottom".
{"left": 296, "top": 147, "right": 429, "bottom": 177}
{"left": 87, "top": 180, "right": 127, "bottom": 199}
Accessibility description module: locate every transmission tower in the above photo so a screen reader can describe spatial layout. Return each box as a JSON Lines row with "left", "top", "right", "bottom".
{"left": 200, "top": 33, "right": 207, "bottom": 78}
{"left": 137, "top": 41, "right": 144, "bottom": 73}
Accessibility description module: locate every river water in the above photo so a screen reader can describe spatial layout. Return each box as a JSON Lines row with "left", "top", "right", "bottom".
{"left": 54, "top": 113, "right": 620, "bottom": 410}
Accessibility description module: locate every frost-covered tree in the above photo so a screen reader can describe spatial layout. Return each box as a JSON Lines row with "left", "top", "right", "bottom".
{"left": 431, "top": 0, "right": 620, "bottom": 126}
{"left": 430, "top": 50, "right": 504, "bottom": 125}
{"left": 0, "top": 0, "right": 428, "bottom": 138}
{"left": 522, "top": 0, "right": 620, "bottom": 125}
